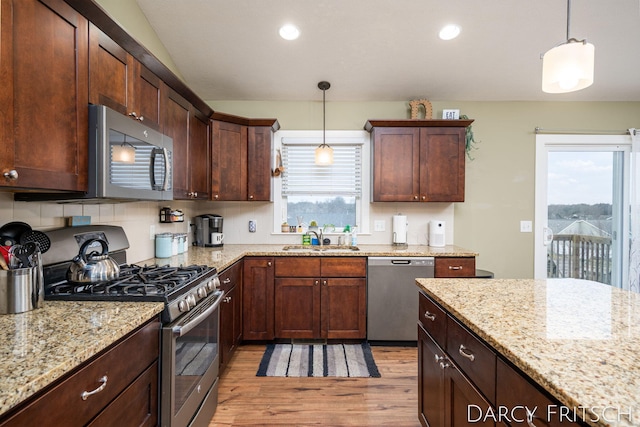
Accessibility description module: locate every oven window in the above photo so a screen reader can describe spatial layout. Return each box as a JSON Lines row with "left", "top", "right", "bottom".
{"left": 173, "top": 305, "right": 219, "bottom": 415}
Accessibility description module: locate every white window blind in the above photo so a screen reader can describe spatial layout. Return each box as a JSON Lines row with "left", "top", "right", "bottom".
{"left": 281, "top": 142, "right": 362, "bottom": 196}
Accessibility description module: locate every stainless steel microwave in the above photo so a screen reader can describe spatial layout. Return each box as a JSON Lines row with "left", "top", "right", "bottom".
{"left": 88, "top": 104, "right": 173, "bottom": 201}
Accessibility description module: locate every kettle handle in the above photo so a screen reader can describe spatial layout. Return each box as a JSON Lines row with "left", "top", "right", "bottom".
{"left": 77, "top": 238, "right": 109, "bottom": 262}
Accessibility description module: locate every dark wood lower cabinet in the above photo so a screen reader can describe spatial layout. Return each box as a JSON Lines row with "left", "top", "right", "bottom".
{"left": 0, "top": 319, "right": 160, "bottom": 427}
{"left": 242, "top": 257, "right": 274, "bottom": 341}
{"left": 220, "top": 260, "right": 243, "bottom": 372}
{"left": 87, "top": 361, "right": 158, "bottom": 427}
{"left": 418, "top": 291, "right": 587, "bottom": 427}
{"left": 274, "top": 257, "right": 366, "bottom": 340}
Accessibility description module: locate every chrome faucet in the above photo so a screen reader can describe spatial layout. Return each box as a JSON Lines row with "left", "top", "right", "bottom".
{"left": 309, "top": 229, "right": 323, "bottom": 247}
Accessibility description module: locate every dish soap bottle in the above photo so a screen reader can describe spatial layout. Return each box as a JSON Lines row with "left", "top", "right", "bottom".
{"left": 350, "top": 226, "right": 358, "bottom": 246}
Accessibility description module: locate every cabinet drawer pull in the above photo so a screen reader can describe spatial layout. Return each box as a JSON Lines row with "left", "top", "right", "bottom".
{"left": 458, "top": 344, "right": 475, "bottom": 361}
{"left": 448, "top": 265, "right": 463, "bottom": 270}
{"left": 81, "top": 376, "right": 108, "bottom": 401}
{"left": 424, "top": 311, "right": 436, "bottom": 321}
{"left": 223, "top": 278, "right": 231, "bottom": 284}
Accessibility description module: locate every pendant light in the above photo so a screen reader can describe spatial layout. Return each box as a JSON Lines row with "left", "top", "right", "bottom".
{"left": 315, "top": 81, "right": 333, "bottom": 165}
{"left": 541, "top": 0, "right": 594, "bottom": 93}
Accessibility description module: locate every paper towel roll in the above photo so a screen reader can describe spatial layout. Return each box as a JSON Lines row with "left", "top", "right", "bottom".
{"left": 392, "top": 215, "right": 407, "bottom": 244}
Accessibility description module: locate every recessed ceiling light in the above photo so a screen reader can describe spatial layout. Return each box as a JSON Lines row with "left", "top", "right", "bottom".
{"left": 279, "top": 24, "right": 300, "bottom": 41}
{"left": 439, "top": 24, "right": 461, "bottom": 40}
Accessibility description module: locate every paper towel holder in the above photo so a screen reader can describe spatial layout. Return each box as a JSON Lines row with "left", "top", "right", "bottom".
{"left": 392, "top": 214, "right": 408, "bottom": 247}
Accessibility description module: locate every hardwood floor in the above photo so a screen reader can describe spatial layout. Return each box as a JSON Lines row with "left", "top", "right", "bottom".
{"left": 209, "top": 344, "right": 420, "bottom": 426}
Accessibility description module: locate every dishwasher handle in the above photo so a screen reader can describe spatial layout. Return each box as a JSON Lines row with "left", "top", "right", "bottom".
{"left": 391, "top": 260, "right": 411, "bottom": 265}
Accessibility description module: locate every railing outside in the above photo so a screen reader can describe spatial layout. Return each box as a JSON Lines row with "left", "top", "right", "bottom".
{"left": 547, "top": 234, "right": 612, "bottom": 285}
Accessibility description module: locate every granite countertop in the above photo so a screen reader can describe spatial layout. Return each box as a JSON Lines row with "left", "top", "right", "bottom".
{"left": 0, "top": 301, "right": 164, "bottom": 418}
{"left": 0, "top": 244, "right": 475, "bottom": 418}
{"left": 415, "top": 278, "right": 640, "bottom": 427}
{"left": 140, "top": 243, "right": 478, "bottom": 272}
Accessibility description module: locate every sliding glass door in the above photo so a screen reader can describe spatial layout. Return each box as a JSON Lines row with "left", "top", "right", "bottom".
{"left": 535, "top": 134, "right": 630, "bottom": 288}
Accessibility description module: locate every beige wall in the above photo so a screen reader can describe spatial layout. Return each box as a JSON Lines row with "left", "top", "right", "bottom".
{"left": 93, "top": 0, "right": 183, "bottom": 79}
{"left": 41, "top": 2, "right": 640, "bottom": 277}
{"left": 208, "top": 100, "right": 640, "bottom": 278}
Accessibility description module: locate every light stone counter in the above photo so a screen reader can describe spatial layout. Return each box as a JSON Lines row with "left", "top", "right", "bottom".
{"left": 415, "top": 278, "right": 640, "bottom": 427}
{"left": 140, "top": 243, "right": 478, "bottom": 272}
{"left": 0, "top": 301, "right": 164, "bottom": 417}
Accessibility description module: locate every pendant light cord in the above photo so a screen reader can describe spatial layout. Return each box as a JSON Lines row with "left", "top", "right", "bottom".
{"left": 566, "top": 0, "right": 571, "bottom": 41}
{"left": 322, "top": 85, "right": 326, "bottom": 147}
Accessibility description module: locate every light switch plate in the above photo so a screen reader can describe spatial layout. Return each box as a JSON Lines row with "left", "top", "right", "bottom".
{"left": 374, "top": 220, "right": 386, "bottom": 232}
{"left": 520, "top": 220, "right": 532, "bottom": 233}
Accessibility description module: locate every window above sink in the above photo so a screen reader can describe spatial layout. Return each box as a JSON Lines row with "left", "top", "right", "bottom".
{"left": 272, "top": 130, "right": 371, "bottom": 235}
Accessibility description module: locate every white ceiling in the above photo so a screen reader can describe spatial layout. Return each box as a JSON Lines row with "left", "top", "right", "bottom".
{"left": 136, "top": 0, "right": 640, "bottom": 102}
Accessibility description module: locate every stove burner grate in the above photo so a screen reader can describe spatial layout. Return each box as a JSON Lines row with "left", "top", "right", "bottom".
{"left": 46, "top": 264, "right": 211, "bottom": 298}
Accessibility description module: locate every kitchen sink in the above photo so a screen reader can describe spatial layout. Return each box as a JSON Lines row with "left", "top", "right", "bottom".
{"left": 282, "top": 245, "right": 360, "bottom": 252}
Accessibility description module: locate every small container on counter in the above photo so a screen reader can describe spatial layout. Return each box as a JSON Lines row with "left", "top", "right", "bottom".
{"left": 171, "top": 234, "right": 179, "bottom": 255}
{"left": 155, "top": 233, "right": 173, "bottom": 258}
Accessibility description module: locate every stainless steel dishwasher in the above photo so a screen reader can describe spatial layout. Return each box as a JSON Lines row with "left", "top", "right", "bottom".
{"left": 367, "top": 257, "right": 435, "bottom": 342}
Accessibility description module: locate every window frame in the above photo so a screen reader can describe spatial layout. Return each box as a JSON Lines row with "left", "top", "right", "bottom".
{"left": 272, "top": 130, "right": 370, "bottom": 235}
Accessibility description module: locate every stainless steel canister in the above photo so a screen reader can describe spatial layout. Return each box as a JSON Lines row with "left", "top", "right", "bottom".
{"left": 0, "top": 265, "right": 44, "bottom": 314}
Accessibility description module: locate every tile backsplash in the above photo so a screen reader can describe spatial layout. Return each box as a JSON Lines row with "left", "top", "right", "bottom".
{"left": 1, "top": 192, "right": 455, "bottom": 263}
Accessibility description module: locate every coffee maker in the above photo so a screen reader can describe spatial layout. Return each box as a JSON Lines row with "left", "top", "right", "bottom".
{"left": 194, "top": 214, "right": 224, "bottom": 247}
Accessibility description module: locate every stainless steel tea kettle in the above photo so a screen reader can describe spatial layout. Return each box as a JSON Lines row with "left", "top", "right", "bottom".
{"left": 67, "top": 238, "right": 120, "bottom": 283}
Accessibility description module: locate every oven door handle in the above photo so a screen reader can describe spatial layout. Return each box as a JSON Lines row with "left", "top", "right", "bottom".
{"left": 172, "top": 290, "right": 225, "bottom": 337}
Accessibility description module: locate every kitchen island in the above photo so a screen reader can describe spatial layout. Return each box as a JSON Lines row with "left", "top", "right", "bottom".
{"left": 415, "top": 278, "right": 640, "bottom": 427}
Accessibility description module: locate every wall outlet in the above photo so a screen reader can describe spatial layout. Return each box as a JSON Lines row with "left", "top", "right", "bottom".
{"left": 150, "top": 224, "right": 156, "bottom": 240}
{"left": 520, "top": 220, "right": 532, "bottom": 233}
{"left": 249, "top": 220, "right": 256, "bottom": 233}
{"left": 374, "top": 220, "right": 386, "bottom": 232}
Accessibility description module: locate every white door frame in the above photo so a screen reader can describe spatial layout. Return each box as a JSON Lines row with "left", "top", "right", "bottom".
{"left": 534, "top": 134, "right": 631, "bottom": 287}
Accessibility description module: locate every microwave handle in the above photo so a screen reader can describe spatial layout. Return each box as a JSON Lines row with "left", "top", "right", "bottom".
{"left": 150, "top": 147, "right": 170, "bottom": 191}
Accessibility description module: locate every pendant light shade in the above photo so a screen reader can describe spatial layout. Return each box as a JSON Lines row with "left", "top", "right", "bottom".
{"left": 315, "top": 81, "right": 333, "bottom": 165}
{"left": 541, "top": 0, "right": 594, "bottom": 93}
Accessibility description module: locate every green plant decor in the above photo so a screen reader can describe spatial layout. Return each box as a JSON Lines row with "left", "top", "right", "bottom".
{"left": 460, "top": 114, "right": 479, "bottom": 160}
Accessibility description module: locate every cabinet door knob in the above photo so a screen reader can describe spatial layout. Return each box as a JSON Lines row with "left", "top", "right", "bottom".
{"left": 248, "top": 195, "right": 254, "bottom": 200}
{"left": 214, "top": 194, "right": 219, "bottom": 199}
{"left": 413, "top": 195, "right": 419, "bottom": 200}
{"left": 267, "top": 261, "right": 272, "bottom": 267}
{"left": 323, "top": 280, "right": 328, "bottom": 286}
{"left": 421, "top": 195, "right": 426, "bottom": 201}
{"left": 3, "top": 170, "right": 18, "bottom": 180}
{"left": 315, "top": 280, "right": 319, "bottom": 286}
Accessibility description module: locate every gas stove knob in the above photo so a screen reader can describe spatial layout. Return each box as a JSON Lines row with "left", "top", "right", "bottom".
{"left": 178, "top": 300, "right": 189, "bottom": 312}
{"left": 197, "top": 286, "right": 207, "bottom": 299}
{"left": 187, "top": 294, "right": 197, "bottom": 308}
{"left": 212, "top": 276, "right": 221, "bottom": 290}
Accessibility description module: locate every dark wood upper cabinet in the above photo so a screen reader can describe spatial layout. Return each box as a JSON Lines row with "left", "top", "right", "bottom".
{"left": 0, "top": 0, "right": 89, "bottom": 191}
{"left": 211, "top": 113, "right": 279, "bottom": 201}
{"left": 367, "top": 119, "right": 472, "bottom": 202}
{"left": 188, "top": 107, "right": 211, "bottom": 200}
{"left": 89, "top": 23, "right": 162, "bottom": 131}
{"left": 163, "top": 85, "right": 209, "bottom": 200}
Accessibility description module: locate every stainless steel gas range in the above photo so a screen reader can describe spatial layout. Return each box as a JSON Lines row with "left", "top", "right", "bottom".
{"left": 41, "top": 225, "right": 222, "bottom": 427}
